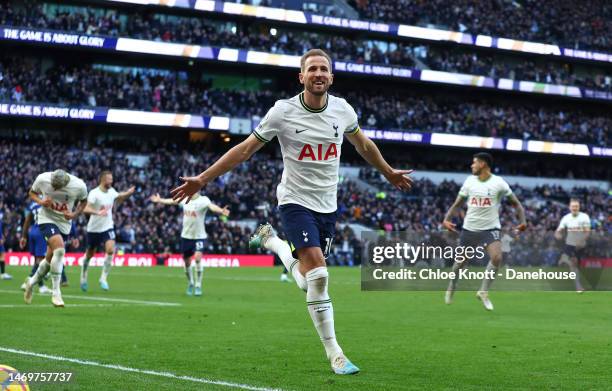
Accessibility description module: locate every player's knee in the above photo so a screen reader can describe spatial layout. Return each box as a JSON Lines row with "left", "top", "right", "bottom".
{"left": 305, "top": 266, "right": 328, "bottom": 284}
{"left": 53, "top": 248, "right": 65, "bottom": 258}
{"left": 491, "top": 254, "right": 503, "bottom": 266}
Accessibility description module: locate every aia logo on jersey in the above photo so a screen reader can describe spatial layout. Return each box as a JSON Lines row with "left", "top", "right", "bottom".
{"left": 184, "top": 210, "right": 198, "bottom": 217}
{"left": 298, "top": 144, "right": 338, "bottom": 161}
{"left": 470, "top": 197, "right": 492, "bottom": 207}
{"left": 50, "top": 202, "right": 69, "bottom": 212}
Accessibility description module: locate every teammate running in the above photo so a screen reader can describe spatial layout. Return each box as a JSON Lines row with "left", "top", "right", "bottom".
{"left": 150, "top": 192, "right": 229, "bottom": 296}
{"left": 554, "top": 198, "right": 590, "bottom": 292}
{"left": 24, "top": 169, "right": 88, "bottom": 307}
{"left": 443, "top": 152, "right": 526, "bottom": 311}
{"left": 80, "top": 171, "right": 135, "bottom": 292}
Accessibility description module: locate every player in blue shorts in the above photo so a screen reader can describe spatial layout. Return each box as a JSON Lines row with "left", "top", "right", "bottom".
{"left": 171, "top": 49, "right": 413, "bottom": 374}
{"left": 150, "top": 193, "right": 229, "bottom": 296}
{"left": 20, "top": 201, "right": 51, "bottom": 293}
{"left": 80, "top": 171, "right": 135, "bottom": 292}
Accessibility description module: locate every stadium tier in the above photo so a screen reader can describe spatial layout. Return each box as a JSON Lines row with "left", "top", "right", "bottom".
{"left": 1, "top": 1, "right": 611, "bottom": 103}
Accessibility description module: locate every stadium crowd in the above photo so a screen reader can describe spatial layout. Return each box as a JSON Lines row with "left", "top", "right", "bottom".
{"left": 0, "top": 1, "right": 609, "bottom": 91}
{"left": 0, "top": 57, "right": 608, "bottom": 146}
{"left": 0, "top": 137, "right": 609, "bottom": 266}
{"left": 349, "top": 0, "right": 611, "bottom": 53}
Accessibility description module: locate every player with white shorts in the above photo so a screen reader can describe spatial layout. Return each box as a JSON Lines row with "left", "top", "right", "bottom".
{"left": 80, "top": 171, "right": 135, "bottom": 292}
{"left": 443, "top": 153, "right": 526, "bottom": 311}
{"left": 555, "top": 199, "right": 590, "bottom": 292}
{"left": 150, "top": 193, "right": 229, "bottom": 296}
{"left": 24, "top": 169, "right": 88, "bottom": 307}
{"left": 171, "top": 49, "right": 413, "bottom": 374}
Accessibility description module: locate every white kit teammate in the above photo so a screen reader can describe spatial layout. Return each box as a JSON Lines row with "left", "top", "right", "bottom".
{"left": 150, "top": 192, "right": 229, "bottom": 296}
{"left": 555, "top": 199, "right": 591, "bottom": 292}
{"left": 24, "top": 169, "right": 88, "bottom": 307}
{"left": 171, "top": 49, "right": 413, "bottom": 374}
{"left": 443, "top": 153, "right": 526, "bottom": 311}
{"left": 81, "top": 171, "right": 136, "bottom": 292}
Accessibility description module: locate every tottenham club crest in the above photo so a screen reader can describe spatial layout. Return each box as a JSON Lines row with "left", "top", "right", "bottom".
{"left": 302, "top": 231, "right": 309, "bottom": 243}
{"left": 332, "top": 124, "right": 338, "bottom": 137}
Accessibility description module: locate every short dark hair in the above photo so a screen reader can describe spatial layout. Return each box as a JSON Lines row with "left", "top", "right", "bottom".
{"left": 300, "top": 49, "right": 332, "bottom": 72}
{"left": 473, "top": 152, "right": 493, "bottom": 168}
{"left": 99, "top": 170, "right": 112, "bottom": 183}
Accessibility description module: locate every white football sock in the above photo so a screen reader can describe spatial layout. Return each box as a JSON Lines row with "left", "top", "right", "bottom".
{"left": 195, "top": 259, "right": 203, "bottom": 289}
{"left": 189, "top": 260, "right": 196, "bottom": 285}
{"left": 50, "top": 248, "right": 65, "bottom": 296}
{"left": 265, "top": 236, "right": 307, "bottom": 291}
{"left": 448, "top": 261, "right": 462, "bottom": 291}
{"left": 81, "top": 254, "right": 92, "bottom": 283}
{"left": 306, "top": 266, "right": 342, "bottom": 360}
{"left": 479, "top": 262, "right": 498, "bottom": 292}
{"left": 30, "top": 260, "right": 50, "bottom": 286}
{"left": 183, "top": 259, "right": 193, "bottom": 285}
{"left": 570, "top": 263, "right": 583, "bottom": 290}
{"left": 100, "top": 253, "right": 113, "bottom": 282}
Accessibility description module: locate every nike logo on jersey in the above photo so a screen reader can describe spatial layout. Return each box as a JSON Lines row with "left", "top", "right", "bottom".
{"left": 314, "top": 306, "right": 329, "bottom": 313}
{"left": 295, "top": 128, "right": 309, "bottom": 134}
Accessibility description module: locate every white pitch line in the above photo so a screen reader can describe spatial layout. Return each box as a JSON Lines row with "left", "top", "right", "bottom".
{"left": 0, "top": 289, "right": 181, "bottom": 307}
{"left": 0, "top": 347, "right": 285, "bottom": 391}
{"left": 0, "top": 304, "right": 128, "bottom": 308}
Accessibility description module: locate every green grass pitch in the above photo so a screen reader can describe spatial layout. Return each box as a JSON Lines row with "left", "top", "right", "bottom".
{"left": 0, "top": 266, "right": 610, "bottom": 390}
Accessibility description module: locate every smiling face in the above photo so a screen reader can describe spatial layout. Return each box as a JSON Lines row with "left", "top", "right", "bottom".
{"left": 299, "top": 55, "right": 333, "bottom": 96}
{"left": 569, "top": 200, "right": 580, "bottom": 216}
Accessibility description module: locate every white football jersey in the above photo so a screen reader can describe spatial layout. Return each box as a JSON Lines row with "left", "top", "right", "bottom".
{"left": 557, "top": 212, "right": 591, "bottom": 246}
{"left": 31, "top": 172, "right": 88, "bottom": 235}
{"left": 253, "top": 92, "right": 359, "bottom": 213}
{"left": 86, "top": 186, "right": 119, "bottom": 233}
{"left": 179, "top": 195, "right": 211, "bottom": 240}
{"left": 459, "top": 174, "right": 512, "bottom": 231}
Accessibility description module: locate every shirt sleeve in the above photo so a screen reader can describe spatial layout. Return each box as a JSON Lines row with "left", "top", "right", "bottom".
{"left": 500, "top": 179, "right": 513, "bottom": 198}
{"left": 344, "top": 100, "right": 360, "bottom": 135}
{"left": 79, "top": 182, "right": 88, "bottom": 201}
{"left": 556, "top": 216, "right": 567, "bottom": 231}
{"left": 87, "top": 190, "right": 96, "bottom": 204}
{"left": 200, "top": 196, "right": 211, "bottom": 211}
{"left": 252, "top": 102, "right": 283, "bottom": 143}
{"left": 458, "top": 177, "right": 470, "bottom": 198}
{"left": 31, "top": 174, "right": 44, "bottom": 194}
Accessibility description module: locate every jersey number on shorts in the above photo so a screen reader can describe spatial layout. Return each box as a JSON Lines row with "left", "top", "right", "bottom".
{"left": 195, "top": 241, "right": 204, "bottom": 250}
{"left": 323, "top": 237, "right": 334, "bottom": 258}
{"left": 491, "top": 231, "right": 500, "bottom": 241}
{"left": 109, "top": 231, "right": 116, "bottom": 240}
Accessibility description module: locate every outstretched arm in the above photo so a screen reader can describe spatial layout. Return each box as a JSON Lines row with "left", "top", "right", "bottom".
{"left": 443, "top": 196, "right": 466, "bottom": 232}
{"left": 507, "top": 194, "right": 527, "bottom": 232}
{"left": 171, "top": 134, "right": 265, "bottom": 203}
{"left": 345, "top": 130, "right": 413, "bottom": 191}
{"left": 150, "top": 193, "right": 178, "bottom": 206}
{"left": 209, "top": 203, "right": 230, "bottom": 217}
{"left": 116, "top": 186, "right": 136, "bottom": 205}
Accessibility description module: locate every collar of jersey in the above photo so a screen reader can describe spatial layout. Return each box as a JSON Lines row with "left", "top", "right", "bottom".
{"left": 299, "top": 92, "right": 328, "bottom": 113}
